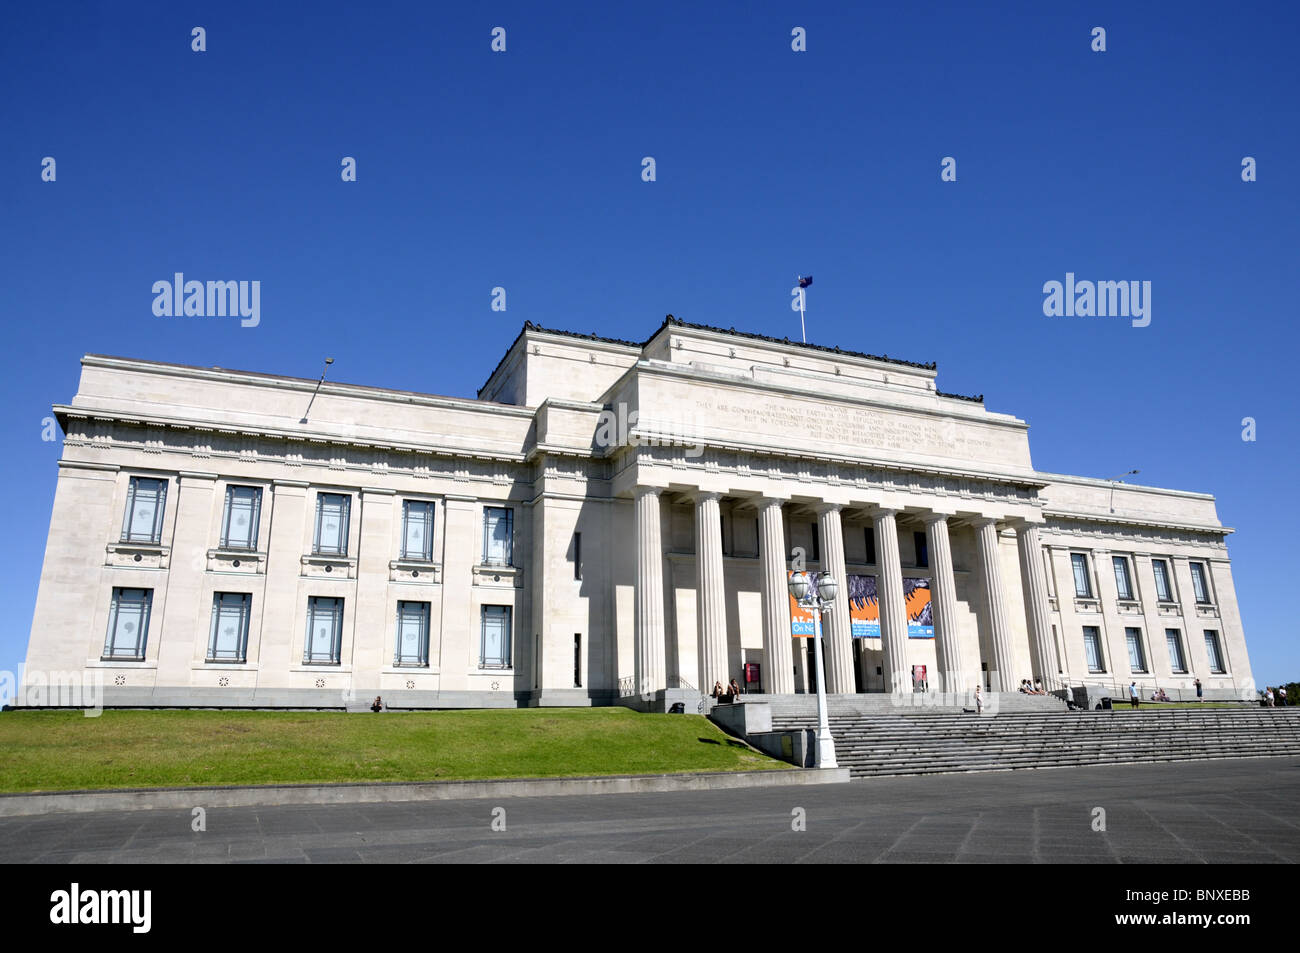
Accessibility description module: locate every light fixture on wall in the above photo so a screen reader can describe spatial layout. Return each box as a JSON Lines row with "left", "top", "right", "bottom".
{"left": 299, "top": 357, "right": 334, "bottom": 424}
{"left": 1108, "top": 469, "right": 1140, "bottom": 513}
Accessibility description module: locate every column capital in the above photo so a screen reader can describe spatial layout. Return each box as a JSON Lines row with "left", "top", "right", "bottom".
{"left": 921, "top": 510, "right": 954, "bottom": 525}
{"left": 814, "top": 501, "right": 843, "bottom": 516}
{"left": 1009, "top": 516, "right": 1046, "bottom": 533}
{"left": 755, "top": 495, "right": 788, "bottom": 510}
{"left": 689, "top": 490, "right": 723, "bottom": 505}
{"left": 633, "top": 485, "right": 662, "bottom": 501}
{"left": 970, "top": 516, "right": 1001, "bottom": 530}
{"left": 871, "top": 506, "right": 901, "bottom": 521}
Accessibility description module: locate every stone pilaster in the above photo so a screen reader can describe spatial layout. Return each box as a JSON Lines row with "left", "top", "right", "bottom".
{"left": 924, "top": 513, "right": 962, "bottom": 693}
{"left": 155, "top": 471, "right": 218, "bottom": 678}
{"left": 758, "top": 498, "right": 794, "bottom": 694}
{"left": 873, "top": 508, "right": 910, "bottom": 695}
{"left": 974, "top": 518, "right": 1015, "bottom": 691}
{"left": 634, "top": 487, "right": 666, "bottom": 697}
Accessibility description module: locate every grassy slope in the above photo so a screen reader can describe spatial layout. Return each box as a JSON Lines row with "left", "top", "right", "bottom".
{"left": 0, "top": 708, "right": 786, "bottom": 793}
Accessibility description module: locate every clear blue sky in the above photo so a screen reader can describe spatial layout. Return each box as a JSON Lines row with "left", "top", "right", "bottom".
{"left": 3, "top": 1, "right": 1296, "bottom": 686}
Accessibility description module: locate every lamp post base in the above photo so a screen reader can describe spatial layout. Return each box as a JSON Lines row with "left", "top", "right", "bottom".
{"left": 815, "top": 730, "right": 838, "bottom": 769}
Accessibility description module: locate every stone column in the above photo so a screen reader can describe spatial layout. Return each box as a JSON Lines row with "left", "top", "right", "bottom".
{"left": 873, "top": 508, "right": 910, "bottom": 695}
{"left": 815, "top": 503, "right": 855, "bottom": 694}
{"left": 974, "top": 518, "right": 1015, "bottom": 692}
{"left": 694, "top": 492, "right": 729, "bottom": 693}
{"left": 634, "top": 487, "right": 666, "bottom": 699}
{"left": 1016, "top": 522, "right": 1059, "bottom": 688}
{"left": 758, "top": 498, "right": 794, "bottom": 694}
{"left": 924, "top": 513, "right": 962, "bottom": 693}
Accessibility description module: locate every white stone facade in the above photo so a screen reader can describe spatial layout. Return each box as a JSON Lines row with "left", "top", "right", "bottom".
{"left": 21, "top": 318, "right": 1254, "bottom": 708}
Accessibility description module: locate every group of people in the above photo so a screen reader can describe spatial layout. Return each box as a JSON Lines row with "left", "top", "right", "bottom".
{"left": 1263, "top": 686, "right": 1289, "bottom": 707}
{"left": 1149, "top": 688, "right": 1172, "bottom": 702}
{"left": 710, "top": 679, "right": 745, "bottom": 704}
{"left": 1017, "top": 679, "right": 1048, "bottom": 695}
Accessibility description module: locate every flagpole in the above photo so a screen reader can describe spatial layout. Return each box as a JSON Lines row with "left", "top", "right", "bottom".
{"left": 800, "top": 287, "right": 806, "bottom": 343}
{"left": 796, "top": 275, "right": 807, "bottom": 343}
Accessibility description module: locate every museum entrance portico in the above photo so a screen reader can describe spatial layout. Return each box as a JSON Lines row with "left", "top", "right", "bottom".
{"left": 620, "top": 459, "right": 1059, "bottom": 709}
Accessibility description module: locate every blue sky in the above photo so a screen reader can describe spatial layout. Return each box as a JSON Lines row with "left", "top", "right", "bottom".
{"left": 3, "top": 1, "right": 1296, "bottom": 685}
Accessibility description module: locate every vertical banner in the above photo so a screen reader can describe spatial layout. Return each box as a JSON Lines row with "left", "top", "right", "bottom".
{"left": 904, "top": 577, "right": 934, "bottom": 638}
{"left": 848, "top": 574, "right": 880, "bottom": 638}
{"left": 788, "top": 570, "right": 817, "bottom": 637}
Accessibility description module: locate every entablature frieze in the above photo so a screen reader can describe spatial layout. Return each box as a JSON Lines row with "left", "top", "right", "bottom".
{"left": 59, "top": 411, "right": 536, "bottom": 488}
{"left": 1041, "top": 515, "right": 1230, "bottom": 553}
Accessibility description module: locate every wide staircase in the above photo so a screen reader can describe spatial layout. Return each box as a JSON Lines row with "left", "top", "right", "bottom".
{"left": 766, "top": 706, "right": 1300, "bottom": 778}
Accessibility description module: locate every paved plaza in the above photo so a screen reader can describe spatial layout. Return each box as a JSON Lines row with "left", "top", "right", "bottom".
{"left": 3, "top": 757, "right": 1297, "bottom": 864}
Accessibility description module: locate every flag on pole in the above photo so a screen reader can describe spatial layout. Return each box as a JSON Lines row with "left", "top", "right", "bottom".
{"left": 798, "top": 275, "right": 813, "bottom": 288}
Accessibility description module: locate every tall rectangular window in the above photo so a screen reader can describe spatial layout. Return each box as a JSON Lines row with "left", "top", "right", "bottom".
{"left": 913, "top": 531, "right": 929, "bottom": 568}
{"left": 864, "top": 527, "right": 876, "bottom": 565}
{"left": 395, "top": 601, "right": 430, "bottom": 666}
{"left": 1166, "top": 628, "right": 1188, "bottom": 674}
{"left": 480, "top": 606, "right": 512, "bottom": 669}
{"left": 1204, "top": 630, "right": 1226, "bottom": 673}
{"left": 121, "top": 477, "right": 167, "bottom": 543}
{"left": 1152, "top": 559, "right": 1174, "bottom": 602}
{"left": 304, "top": 596, "right": 344, "bottom": 664}
{"left": 220, "top": 485, "right": 262, "bottom": 550}
{"left": 573, "top": 532, "right": 582, "bottom": 580}
{"left": 574, "top": 633, "right": 582, "bottom": 688}
{"left": 1113, "top": 556, "right": 1134, "bottom": 600}
{"left": 810, "top": 523, "right": 820, "bottom": 563}
{"left": 1071, "top": 553, "right": 1093, "bottom": 598}
{"left": 400, "top": 500, "right": 435, "bottom": 561}
{"left": 1125, "top": 627, "right": 1147, "bottom": 673}
{"left": 483, "top": 507, "right": 513, "bottom": 566}
{"left": 1189, "top": 562, "right": 1212, "bottom": 604}
{"left": 103, "top": 588, "right": 153, "bottom": 660}
{"left": 1082, "top": 626, "right": 1104, "bottom": 673}
{"left": 313, "top": 493, "right": 351, "bottom": 556}
{"left": 208, "top": 592, "right": 251, "bottom": 662}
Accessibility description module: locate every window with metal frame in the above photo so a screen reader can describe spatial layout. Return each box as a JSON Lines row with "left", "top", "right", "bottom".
{"left": 104, "top": 588, "right": 153, "bottom": 660}
{"left": 401, "top": 500, "right": 435, "bottom": 561}
{"left": 1113, "top": 556, "right": 1134, "bottom": 600}
{"left": 208, "top": 592, "right": 251, "bottom": 661}
{"left": 1071, "top": 553, "right": 1093, "bottom": 598}
{"left": 304, "top": 596, "right": 344, "bottom": 664}
{"left": 395, "top": 601, "right": 430, "bottom": 666}
{"left": 122, "top": 477, "right": 167, "bottom": 543}
{"left": 1083, "top": 626, "right": 1105, "bottom": 673}
{"left": 313, "top": 493, "right": 351, "bottom": 556}
{"left": 480, "top": 605, "right": 512, "bottom": 669}
{"left": 220, "top": 486, "right": 262, "bottom": 550}
{"left": 483, "top": 507, "right": 513, "bottom": 566}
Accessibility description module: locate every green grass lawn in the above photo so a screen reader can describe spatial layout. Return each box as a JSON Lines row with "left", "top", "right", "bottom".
{"left": 0, "top": 708, "right": 786, "bottom": 793}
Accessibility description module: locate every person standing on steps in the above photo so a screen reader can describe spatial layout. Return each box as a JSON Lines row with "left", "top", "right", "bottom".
{"left": 974, "top": 684, "right": 984, "bottom": 715}
{"left": 1129, "top": 681, "right": 1139, "bottom": 708}
{"left": 1195, "top": 677, "right": 1203, "bottom": 702}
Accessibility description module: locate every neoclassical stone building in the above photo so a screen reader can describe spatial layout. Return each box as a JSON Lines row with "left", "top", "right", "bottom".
{"left": 22, "top": 318, "right": 1254, "bottom": 708}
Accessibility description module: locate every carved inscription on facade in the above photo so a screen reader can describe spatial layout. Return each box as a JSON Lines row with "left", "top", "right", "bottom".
{"left": 691, "top": 396, "right": 1008, "bottom": 463}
